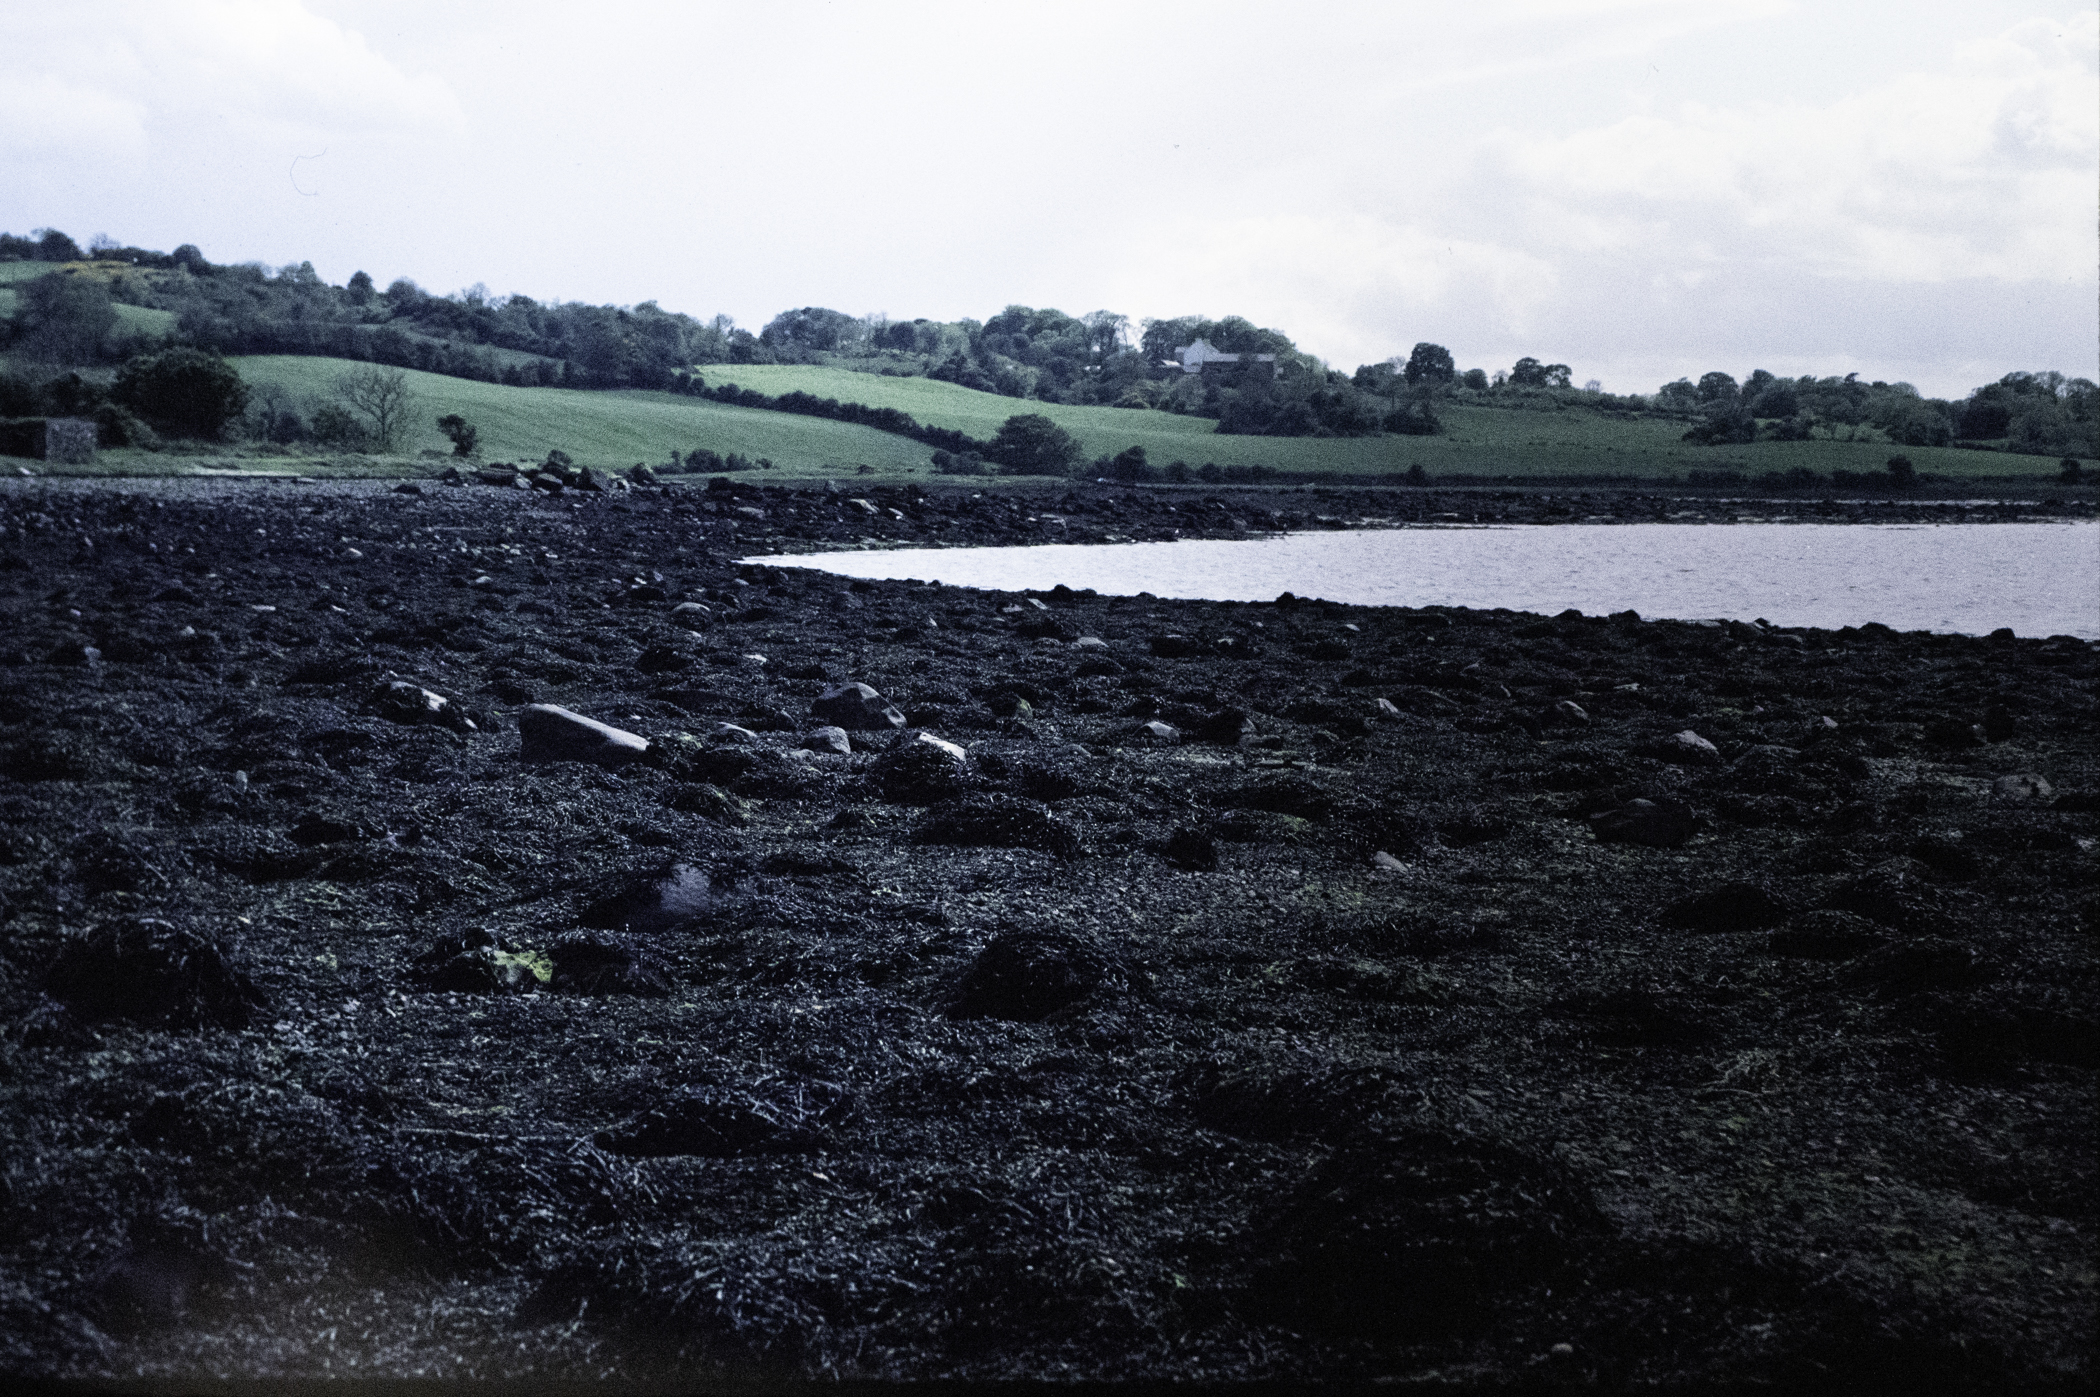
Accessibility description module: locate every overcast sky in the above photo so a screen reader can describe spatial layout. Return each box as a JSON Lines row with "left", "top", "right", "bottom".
{"left": 4, "top": 1, "right": 2094, "bottom": 397}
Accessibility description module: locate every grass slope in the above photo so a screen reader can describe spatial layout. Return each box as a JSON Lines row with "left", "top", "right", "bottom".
{"left": 230, "top": 355, "right": 934, "bottom": 476}
{"left": 696, "top": 362, "right": 2042, "bottom": 481}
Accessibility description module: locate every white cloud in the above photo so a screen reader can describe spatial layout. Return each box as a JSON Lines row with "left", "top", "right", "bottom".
{"left": 1493, "top": 10, "right": 2099, "bottom": 284}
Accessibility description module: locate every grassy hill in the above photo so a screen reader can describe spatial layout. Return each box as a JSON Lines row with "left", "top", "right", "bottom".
{"left": 227, "top": 356, "right": 934, "bottom": 476}
{"left": 695, "top": 362, "right": 2043, "bottom": 482}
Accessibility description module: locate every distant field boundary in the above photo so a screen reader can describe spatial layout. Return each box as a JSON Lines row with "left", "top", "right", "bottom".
{"left": 692, "top": 380, "right": 996, "bottom": 458}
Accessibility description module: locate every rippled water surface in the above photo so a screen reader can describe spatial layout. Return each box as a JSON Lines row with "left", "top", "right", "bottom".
{"left": 759, "top": 522, "right": 2100, "bottom": 638}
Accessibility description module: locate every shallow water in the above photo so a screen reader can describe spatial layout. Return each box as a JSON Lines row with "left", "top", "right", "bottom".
{"left": 758, "top": 522, "right": 2100, "bottom": 638}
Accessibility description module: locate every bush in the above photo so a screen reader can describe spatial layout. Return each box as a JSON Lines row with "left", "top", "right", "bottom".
{"left": 309, "top": 401, "right": 367, "bottom": 448}
{"left": 930, "top": 449, "right": 986, "bottom": 475}
{"left": 988, "top": 414, "right": 1082, "bottom": 475}
{"left": 1886, "top": 455, "right": 1917, "bottom": 489}
{"left": 93, "top": 402, "right": 159, "bottom": 449}
{"left": 2060, "top": 458, "right": 2083, "bottom": 484}
{"left": 112, "top": 348, "right": 249, "bottom": 437}
{"left": 437, "top": 413, "right": 478, "bottom": 457}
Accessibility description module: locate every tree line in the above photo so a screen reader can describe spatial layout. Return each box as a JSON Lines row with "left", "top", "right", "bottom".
{"left": 2, "top": 226, "right": 2092, "bottom": 460}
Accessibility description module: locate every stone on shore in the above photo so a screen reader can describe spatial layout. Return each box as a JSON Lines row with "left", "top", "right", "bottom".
{"left": 518, "top": 704, "right": 649, "bottom": 767}
{"left": 1589, "top": 797, "right": 1697, "bottom": 848}
{"left": 811, "top": 682, "right": 906, "bottom": 731}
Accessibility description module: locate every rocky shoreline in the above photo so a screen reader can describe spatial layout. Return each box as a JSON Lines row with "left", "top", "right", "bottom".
{"left": 0, "top": 477, "right": 2093, "bottom": 1385}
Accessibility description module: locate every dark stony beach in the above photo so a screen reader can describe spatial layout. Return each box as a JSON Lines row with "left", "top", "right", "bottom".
{"left": 0, "top": 474, "right": 2093, "bottom": 1385}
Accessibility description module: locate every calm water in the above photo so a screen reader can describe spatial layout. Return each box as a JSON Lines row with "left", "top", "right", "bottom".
{"left": 756, "top": 523, "right": 2100, "bottom": 638}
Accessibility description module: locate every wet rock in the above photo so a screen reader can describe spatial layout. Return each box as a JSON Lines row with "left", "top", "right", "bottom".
{"left": 1644, "top": 730, "right": 1723, "bottom": 766}
{"left": 1992, "top": 773, "right": 2053, "bottom": 803}
{"left": 1133, "top": 719, "right": 1180, "bottom": 744}
{"left": 1216, "top": 775, "right": 1337, "bottom": 822}
{"left": 810, "top": 682, "right": 905, "bottom": 731}
{"left": 801, "top": 725, "right": 853, "bottom": 754}
{"left": 45, "top": 919, "right": 266, "bottom": 1030}
{"left": 1161, "top": 827, "right": 1219, "bottom": 871}
{"left": 1660, "top": 881, "right": 1791, "bottom": 932}
{"left": 1252, "top": 1126, "right": 1607, "bottom": 1340}
{"left": 1588, "top": 797, "right": 1697, "bottom": 848}
{"left": 407, "top": 927, "right": 547, "bottom": 993}
{"left": 370, "top": 678, "right": 476, "bottom": 733}
{"left": 1190, "top": 708, "right": 1257, "bottom": 746}
{"left": 594, "top": 1079, "right": 853, "bottom": 1157}
{"left": 579, "top": 862, "right": 716, "bottom": 933}
{"left": 871, "top": 731, "right": 972, "bottom": 804}
{"left": 549, "top": 929, "right": 673, "bottom": 996}
{"left": 1823, "top": 857, "right": 1940, "bottom": 929}
{"left": 949, "top": 930, "right": 1119, "bottom": 1021}
{"left": 1844, "top": 938, "right": 1997, "bottom": 996}
{"left": 1764, "top": 910, "right": 1889, "bottom": 959}
{"left": 916, "top": 792, "right": 1082, "bottom": 857}
{"left": 634, "top": 644, "right": 691, "bottom": 674}
{"left": 518, "top": 704, "right": 649, "bottom": 768}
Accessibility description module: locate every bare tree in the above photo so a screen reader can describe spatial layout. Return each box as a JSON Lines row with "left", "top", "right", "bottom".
{"left": 335, "top": 366, "right": 415, "bottom": 453}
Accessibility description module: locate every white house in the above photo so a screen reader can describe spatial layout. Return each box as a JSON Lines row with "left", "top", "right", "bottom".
{"left": 1172, "top": 338, "right": 1278, "bottom": 378}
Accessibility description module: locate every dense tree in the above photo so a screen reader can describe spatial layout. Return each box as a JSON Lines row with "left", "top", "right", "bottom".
{"left": 10, "top": 272, "right": 117, "bottom": 362}
{"left": 112, "top": 348, "right": 249, "bottom": 436}
{"left": 761, "top": 306, "right": 859, "bottom": 355}
{"left": 987, "top": 413, "right": 1082, "bottom": 475}
{"left": 1402, "top": 342, "right": 1455, "bottom": 386}
{"left": 345, "top": 270, "right": 376, "bottom": 305}
{"left": 1695, "top": 371, "right": 1739, "bottom": 403}
{"left": 1509, "top": 357, "right": 1573, "bottom": 388}
{"left": 33, "top": 229, "right": 84, "bottom": 262}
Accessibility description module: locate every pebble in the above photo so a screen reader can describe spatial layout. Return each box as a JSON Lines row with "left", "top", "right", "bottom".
{"left": 518, "top": 704, "right": 649, "bottom": 767}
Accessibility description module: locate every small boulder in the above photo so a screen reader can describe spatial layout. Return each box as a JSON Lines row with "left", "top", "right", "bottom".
{"left": 1645, "top": 730, "right": 1722, "bottom": 766}
{"left": 1134, "top": 720, "right": 1180, "bottom": 745}
{"left": 871, "top": 731, "right": 971, "bottom": 804}
{"left": 1161, "top": 827, "right": 1219, "bottom": 871}
{"left": 801, "top": 725, "right": 853, "bottom": 755}
{"left": 1589, "top": 797, "right": 1697, "bottom": 848}
{"left": 412, "top": 932, "right": 549, "bottom": 994}
{"left": 518, "top": 704, "right": 648, "bottom": 767}
{"left": 916, "top": 792, "right": 1082, "bottom": 858}
{"left": 579, "top": 862, "right": 716, "bottom": 934}
{"left": 811, "top": 682, "right": 906, "bottom": 731}
{"left": 1659, "top": 881, "right": 1791, "bottom": 932}
{"left": 549, "top": 929, "right": 673, "bottom": 996}
{"left": 1992, "top": 773, "right": 2053, "bottom": 803}
{"left": 371, "top": 678, "right": 476, "bottom": 733}
{"left": 45, "top": 919, "right": 266, "bottom": 1030}
{"left": 949, "top": 931, "right": 1119, "bottom": 1021}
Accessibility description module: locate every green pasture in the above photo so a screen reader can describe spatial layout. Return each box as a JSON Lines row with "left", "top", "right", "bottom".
{"left": 693, "top": 362, "right": 2043, "bottom": 481}
{"left": 229, "top": 355, "right": 932, "bottom": 476}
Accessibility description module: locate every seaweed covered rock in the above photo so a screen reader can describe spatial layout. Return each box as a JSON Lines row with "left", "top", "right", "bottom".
{"left": 870, "top": 731, "right": 972, "bottom": 804}
{"left": 1589, "top": 796, "right": 1697, "bottom": 848}
{"left": 549, "top": 929, "right": 674, "bottom": 996}
{"left": 948, "top": 930, "right": 1121, "bottom": 1021}
{"left": 518, "top": 704, "right": 649, "bottom": 767}
{"left": 44, "top": 919, "right": 266, "bottom": 1030}
{"left": 810, "top": 682, "right": 905, "bottom": 731}
{"left": 915, "top": 792, "right": 1081, "bottom": 858}
{"left": 410, "top": 928, "right": 549, "bottom": 993}
{"left": 579, "top": 862, "right": 717, "bottom": 934}
{"left": 593, "top": 1078, "right": 853, "bottom": 1157}
{"left": 1660, "top": 881, "right": 1792, "bottom": 932}
{"left": 1250, "top": 1126, "right": 1609, "bottom": 1340}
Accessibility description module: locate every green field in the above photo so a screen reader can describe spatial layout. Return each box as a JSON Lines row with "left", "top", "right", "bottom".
{"left": 694, "top": 362, "right": 2044, "bottom": 481}
{"left": 227, "top": 356, "right": 933, "bottom": 476}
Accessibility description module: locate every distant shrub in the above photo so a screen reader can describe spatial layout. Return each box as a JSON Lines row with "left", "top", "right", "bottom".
{"left": 1755, "top": 466, "right": 1821, "bottom": 492}
{"left": 93, "top": 402, "right": 159, "bottom": 449}
{"left": 437, "top": 413, "right": 478, "bottom": 457}
{"left": 930, "top": 449, "right": 986, "bottom": 475}
{"left": 113, "top": 347, "right": 249, "bottom": 436}
{"left": 1886, "top": 455, "right": 1917, "bottom": 489}
{"left": 683, "top": 447, "right": 724, "bottom": 472}
{"left": 2061, "top": 457, "right": 2083, "bottom": 484}
{"left": 309, "top": 401, "right": 366, "bottom": 448}
{"left": 1404, "top": 463, "right": 1428, "bottom": 487}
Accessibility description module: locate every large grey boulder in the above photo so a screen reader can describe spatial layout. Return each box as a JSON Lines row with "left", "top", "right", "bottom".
{"left": 518, "top": 704, "right": 649, "bottom": 767}
{"left": 811, "top": 682, "right": 906, "bottom": 731}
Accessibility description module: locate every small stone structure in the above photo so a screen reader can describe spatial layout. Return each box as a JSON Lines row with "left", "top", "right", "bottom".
{"left": 0, "top": 416, "right": 98, "bottom": 464}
